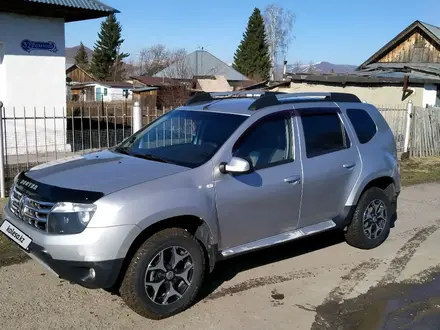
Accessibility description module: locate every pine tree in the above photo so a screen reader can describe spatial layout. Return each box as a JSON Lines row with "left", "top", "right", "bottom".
{"left": 90, "top": 14, "right": 129, "bottom": 81}
{"left": 233, "top": 8, "right": 271, "bottom": 81}
{"left": 74, "top": 42, "right": 89, "bottom": 69}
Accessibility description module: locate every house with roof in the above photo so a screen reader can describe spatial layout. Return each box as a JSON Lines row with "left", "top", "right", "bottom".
{"left": 0, "top": 0, "right": 118, "bottom": 154}
{"left": 66, "top": 62, "right": 96, "bottom": 84}
{"left": 152, "top": 49, "right": 250, "bottom": 89}
{"left": 70, "top": 82, "right": 133, "bottom": 102}
{"left": 280, "top": 20, "right": 440, "bottom": 107}
{"left": 66, "top": 63, "right": 133, "bottom": 101}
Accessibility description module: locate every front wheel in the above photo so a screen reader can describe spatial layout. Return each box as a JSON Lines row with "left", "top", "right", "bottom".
{"left": 120, "top": 228, "right": 205, "bottom": 319}
{"left": 345, "top": 187, "right": 392, "bottom": 250}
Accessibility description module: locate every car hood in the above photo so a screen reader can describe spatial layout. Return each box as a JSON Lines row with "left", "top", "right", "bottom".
{"left": 25, "top": 150, "right": 189, "bottom": 195}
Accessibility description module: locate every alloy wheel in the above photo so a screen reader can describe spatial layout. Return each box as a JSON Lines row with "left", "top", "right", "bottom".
{"left": 363, "top": 199, "right": 387, "bottom": 240}
{"left": 144, "top": 246, "right": 194, "bottom": 305}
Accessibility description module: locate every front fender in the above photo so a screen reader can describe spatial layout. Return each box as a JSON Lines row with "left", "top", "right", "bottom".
{"left": 91, "top": 183, "right": 219, "bottom": 244}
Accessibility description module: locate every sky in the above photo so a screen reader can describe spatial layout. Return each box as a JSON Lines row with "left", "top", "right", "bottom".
{"left": 65, "top": 0, "right": 439, "bottom": 66}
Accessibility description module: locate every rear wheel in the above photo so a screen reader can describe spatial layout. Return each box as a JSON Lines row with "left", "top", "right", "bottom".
{"left": 345, "top": 187, "right": 391, "bottom": 250}
{"left": 120, "top": 228, "right": 205, "bottom": 319}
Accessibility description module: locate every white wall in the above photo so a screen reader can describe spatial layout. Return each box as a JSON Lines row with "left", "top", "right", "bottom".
{"left": 0, "top": 13, "right": 67, "bottom": 154}
{"left": 276, "top": 82, "right": 425, "bottom": 108}
{"left": 423, "top": 84, "right": 438, "bottom": 107}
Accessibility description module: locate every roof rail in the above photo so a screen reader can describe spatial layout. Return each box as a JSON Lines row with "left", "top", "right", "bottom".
{"left": 248, "top": 92, "right": 361, "bottom": 110}
{"left": 184, "top": 90, "right": 284, "bottom": 106}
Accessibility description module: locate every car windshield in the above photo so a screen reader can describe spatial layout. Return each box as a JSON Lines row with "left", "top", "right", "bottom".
{"left": 113, "top": 109, "right": 247, "bottom": 168}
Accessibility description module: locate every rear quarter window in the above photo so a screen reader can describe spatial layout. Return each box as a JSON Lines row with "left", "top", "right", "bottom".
{"left": 301, "top": 112, "right": 350, "bottom": 158}
{"left": 346, "top": 109, "right": 377, "bottom": 144}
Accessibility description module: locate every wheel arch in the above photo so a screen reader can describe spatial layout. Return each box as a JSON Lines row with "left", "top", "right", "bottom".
{"left": 110, "top": 215, "right": 216, "bottom": 293}
{"left": 355, "top": 176, "right": 397, "bottom": 204}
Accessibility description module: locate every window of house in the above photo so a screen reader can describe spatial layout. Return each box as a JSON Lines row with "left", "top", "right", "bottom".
{"left": 346, "top": 109, "right": 377, "bottom": 144}
{"left": 233, "top": 113, "right": 293, "bottom": 170}
{"left": 104, "top": 88, "right": 108, "bottom": 96}
{"left": 301, "top": 111, "right": 350, "bottom": 158}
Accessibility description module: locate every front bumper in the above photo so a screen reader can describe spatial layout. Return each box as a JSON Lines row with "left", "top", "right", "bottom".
{"left": 1, "top": 205, "right": 140, "bottom": 289}
{"left": 26, "top": 241, "right": 124, "bottom": 289}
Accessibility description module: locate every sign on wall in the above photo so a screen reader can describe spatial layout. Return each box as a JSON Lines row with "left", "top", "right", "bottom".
{"left": 20, "top": 40, "right": 58, "bottom": 53}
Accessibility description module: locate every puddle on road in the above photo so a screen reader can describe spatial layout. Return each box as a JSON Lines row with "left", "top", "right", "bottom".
{"left": 312, "top": 268, "right": 440, "bottom": 330}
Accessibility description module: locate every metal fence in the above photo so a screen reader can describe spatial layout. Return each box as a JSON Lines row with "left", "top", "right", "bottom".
{"left": 0, "top": 100, "right": 436, "bottom": 197}
{"left": 0, "top": 103, "right": 173, "bottom": 196}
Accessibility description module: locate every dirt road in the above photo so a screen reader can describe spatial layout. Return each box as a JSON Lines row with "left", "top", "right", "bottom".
{"left": 1, "top": 182, "right": 440, "bottom": 329}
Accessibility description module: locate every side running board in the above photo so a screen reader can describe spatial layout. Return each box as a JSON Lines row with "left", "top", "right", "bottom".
{"left": 220, "top": 220, "right": 336, "bottom": 257}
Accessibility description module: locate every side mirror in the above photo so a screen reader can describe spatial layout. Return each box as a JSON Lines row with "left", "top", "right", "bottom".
{"left": 219, "top": 157, "right": 252, "bottom": 174}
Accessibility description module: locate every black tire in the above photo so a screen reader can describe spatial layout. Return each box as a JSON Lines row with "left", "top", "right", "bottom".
{"left": 120, "top": 228, "right": 205, "bottom": 320}
{"left": 345, "top": 187, "right": 392, "bottom": 250}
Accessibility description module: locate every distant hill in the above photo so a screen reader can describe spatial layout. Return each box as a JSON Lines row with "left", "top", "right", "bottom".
{"left": 65, "top": 45, "right": 94, "bottom": 64}
{"left": 288, "top": 61, "right": 358, "bottom": 74}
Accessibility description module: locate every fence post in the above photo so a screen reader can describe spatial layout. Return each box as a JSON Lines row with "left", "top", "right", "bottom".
{"left": 133, "top": 101, "right": 142, "bottom": 133}
{"left": 0, "top": 101, "right": 5, "bottom": 198}
{"left": 403, "top": 100, "right": 413, "bottom": 153}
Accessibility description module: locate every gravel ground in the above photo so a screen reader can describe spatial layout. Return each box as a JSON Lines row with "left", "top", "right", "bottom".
{"left": 1, "top": 182, "right": 440, "bottom": 329}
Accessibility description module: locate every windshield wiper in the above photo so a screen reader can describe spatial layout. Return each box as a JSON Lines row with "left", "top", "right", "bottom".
{"left": 130, "top": 153, "right": 174, "bottom": 164}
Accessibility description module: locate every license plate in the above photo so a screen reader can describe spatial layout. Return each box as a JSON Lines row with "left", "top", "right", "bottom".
{"left": 0, "top": 220, "right": 32, "bottom": 250}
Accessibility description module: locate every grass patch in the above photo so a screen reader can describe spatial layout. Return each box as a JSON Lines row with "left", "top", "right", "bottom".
{"left": 400, "top": 157, "right": 440, "bottom": 187}
{"left": 0, "top": 198, "right": 29, "bottom": 267}
{"left": 0, "top": 157, "right": 440, "bottom": 266}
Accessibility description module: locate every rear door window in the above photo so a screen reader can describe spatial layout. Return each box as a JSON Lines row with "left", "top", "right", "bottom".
{"left": 301, "top": 111, "right": 350, "bottom": 158}
{"left": 346, "top": 109, "right": 377, "bottom": 144}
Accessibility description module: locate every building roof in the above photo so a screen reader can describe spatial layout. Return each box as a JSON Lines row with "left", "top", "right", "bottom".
{"left": 195, "top": 75, "right": 233, "bottom": 92}
{"left": 66, "top": 61, "right": 75, "bottom": 71}
{"left": 25, "top": 0, "right": 116, "bottom": 11}
{"left": 358, "top": 20, "right": 440, "bottom": 70}
{"left": 71, "top": 81, "right": 133, "bottom": 89}
{"left": 131, "top": 87, "right": 159, "bottom": 93}
{"left": 0, "top": 0, "right": 118, "bottom": 22}
{"left": 66, "top": 63, "right": 97, "bottom": 82}
{"left": 131, "top": 76, "right": 182, "bottom": 87}
{"left": 422, "top": 21, "right": 440, "bottom": 41}
{"left": 153, "top": 50, "right": 249, "bottom": 81}
{"left": 284, "top": 70, "right": 440, "bottom": 86}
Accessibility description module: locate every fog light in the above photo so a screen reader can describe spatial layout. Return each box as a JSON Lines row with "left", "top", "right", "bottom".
{"left": 89, "top": 268, "right": 96, "bottom": 279}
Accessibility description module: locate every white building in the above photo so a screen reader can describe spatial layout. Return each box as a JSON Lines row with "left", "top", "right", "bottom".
{"left": 71, "top": 82, "right": 133, "bottom": 102}
{"left": 0, "top": 0, "right": 118, "bottom": 155}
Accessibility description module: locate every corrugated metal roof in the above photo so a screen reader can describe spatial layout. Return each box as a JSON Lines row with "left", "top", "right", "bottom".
{"left": 131, "top": 87, "right": 159, "bottom": 93}
{"left": 24, "top": 0, "right": 117, "bottom": 13}
{"left": 154, "top": 50, "right": 249, "bottom": 81}
{"left": 420, "top": 21, "right": 440, "bottom": 41}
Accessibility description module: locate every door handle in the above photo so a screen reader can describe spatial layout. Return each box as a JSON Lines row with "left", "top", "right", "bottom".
{"left": 284, "top": 175, "right": 301, "bottom": 185}
{"left": 343, "top": 163, "right": 356, "bottom": 169}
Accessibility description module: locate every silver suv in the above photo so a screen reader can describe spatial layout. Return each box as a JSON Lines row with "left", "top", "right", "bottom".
{"left": 1, "top": 91, "right": 400, "bottom": 319}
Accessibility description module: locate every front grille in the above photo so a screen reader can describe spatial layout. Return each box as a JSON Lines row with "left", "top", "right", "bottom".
{"left": 9, "top": 186, "right": 55, "bottom": 231}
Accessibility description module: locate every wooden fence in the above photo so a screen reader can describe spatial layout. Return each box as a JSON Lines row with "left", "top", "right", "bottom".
{"left": 410, "top": 106, "right": 440, "bottom": 157}
{"left": 377, "top": 105, "right": 407, "bottom": 152}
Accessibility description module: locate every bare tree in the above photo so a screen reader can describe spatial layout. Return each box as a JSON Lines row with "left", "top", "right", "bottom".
{"left": 292, "top": 60, "right": 302, "bottom": 73}
{"left": 263, "top": 4, "right": 295, "bottom": 80}
{"left": 133, "top": 45, "right": 189, "bottom": 76}
{"left": 307, "top": 61, "right": 315, "bottom": 74}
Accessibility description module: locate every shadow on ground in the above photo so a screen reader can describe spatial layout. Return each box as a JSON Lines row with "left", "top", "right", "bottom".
{"left": 195, "top": 229, "right": 346, "bottom": 303}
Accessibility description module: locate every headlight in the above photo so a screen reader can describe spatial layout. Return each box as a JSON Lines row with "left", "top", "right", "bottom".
{"left": 47, "top": 202, "right": 97, "bottom": 234}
